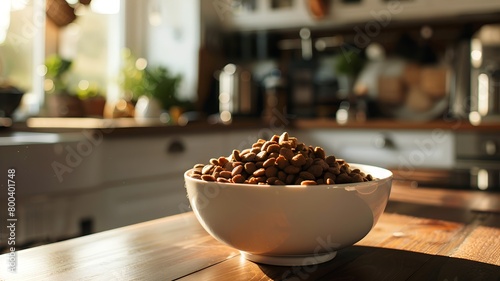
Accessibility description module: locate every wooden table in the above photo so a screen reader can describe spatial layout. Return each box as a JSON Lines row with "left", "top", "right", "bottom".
{"left": 1, "top": 185, "right": 500, "bottom": 280}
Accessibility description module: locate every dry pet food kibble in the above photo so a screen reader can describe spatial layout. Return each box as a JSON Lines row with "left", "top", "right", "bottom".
{"left": 188, "top": 132, "right": 374, "bottom": 186}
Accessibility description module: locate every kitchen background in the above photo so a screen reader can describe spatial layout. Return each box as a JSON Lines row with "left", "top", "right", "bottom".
{"left": 1, "top": 0, "right": 500, "bottom": 251}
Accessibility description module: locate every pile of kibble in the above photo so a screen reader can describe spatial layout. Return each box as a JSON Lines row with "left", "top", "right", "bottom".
{"left": 188, "top": 132, "right": 374, "bottom": 185}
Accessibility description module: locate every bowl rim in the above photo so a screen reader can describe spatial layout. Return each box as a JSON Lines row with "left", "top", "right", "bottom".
{"left": 184, "top": 163, "right": 393, "bottom": 190}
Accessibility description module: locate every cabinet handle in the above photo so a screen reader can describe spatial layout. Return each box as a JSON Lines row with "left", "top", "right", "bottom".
{"left": 167, "top": 139, "right": 185, "bottom": 154}
{"left": 484, "top": 140, "right": 497, "bottom": 156}
{"left": 373, "top": 135, "right": 395, "bottom": 149}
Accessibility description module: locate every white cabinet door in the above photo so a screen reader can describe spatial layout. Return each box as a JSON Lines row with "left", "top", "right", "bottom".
{"left": 102, "top": 134, "right": 225, "bottom": 182}
{"left": 295, "top": 129, "right": 455, "bottom": 170}
{"left": 97, "top": 177, "right": 189, "bottom": 232}
{"left": 97, "top": 132, "right": 227, "bottom": 231}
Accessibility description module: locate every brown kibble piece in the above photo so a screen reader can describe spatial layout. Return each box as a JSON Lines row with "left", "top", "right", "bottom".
{"left": 307, "top": 165, "right": 323, "bottom": 177}
{"left": 253, "top": 168, "right": 266, "bottom": 177}
{"left": 340, "top": 164, "right": 351, "bottom": 174}
{"left": 251, "top": 147, "right": 261, "bottom": 154}
{"left": 219, "top": 171, "right": 232, "bottom": 179}
{"left": 202, "top": 164, "right": 214, "bottom": 175}
{"left": 266, "top": 144, "right": 281, "bottom": 154}
{"left": 218, "top": 157, "right": 229, "bottom": 166}
{"left": 263, "top": 157, "right": 276, "bottom": 168}
{"left": 268, "top": 152, "right": 280, "bottom": 159}
{"left": 315, "top": 159, "right": 330, "bottom": 171}
{"left": 303, "top": 157, "right": 314, "bottom": 170}
{"left": 278, "top": 171, "right": 287, "bottom": 182}
{"left": 301, "top": 180, "right": 318, "bottom": 186}
{"left": 255, "top": 151, "right": 268, "bottom": 161}
{"left": 247, "top": 177, "right": 259, "bottom": 184}
{"left": 223, "top": 161, "right": 233, "bottom": 171}
{"left": 244, "top": 162, "right": 257, "bottom": 174}
{"left": 232, "top": 174, "right": 245, "bottom": 183}
{"left": 280, "top": 147, "right": 294, "bottom": 161}
{"left": 336, "top": 173, "right": 351, "bottom": 184}
{"left": 265, "top": 166, "right": 278, "bottom": 178}
{"left": 351, "top": 173, "right": 364, "bottom": 182}
{"left": 276, "top": 155, "right": 289, "bottom": 170}
{"left": 314, "top": 147, "right": 326, "bottom": 160}
{"left": 291, "top": 154, "right": 307, "bottom": 167}
{"left": 232, "top": 150, "right": 241, "bottom": 161}
{"left": 285, "top": 174, "right": 295, "bottom": 185}
{"left": 231, "top": 165, "right": 244, "bottom": 177}
{"left": 210, "top": 158, "right": 219, "bottom": 166}
{"left": 242, "top": 152, "right": 257, "bottom": 162}
{"left": 217, "top": 177, "right": 230, "bottom": 183}
{"left": 325, "top": 155, "right": 336, "bottom": 166}
{"left": 284, "top": 165, "right": 301, "bottom": 174}
{"left": 328, "top": 166, "right": 340, "bottom": 175}
{"left": 279, "top": 132, "right": 289, "bottom": 144}
{"left": 201, "top": 175, "right": 216, "bottom": 181}
{"left": 266, "top": 177, "right": 278, "bottom": 185}
{"left": 191, "top": 174, "right": 202, "bottom": 180}
{"left": 299, "top": 171, "right": 315, "bottom": 180}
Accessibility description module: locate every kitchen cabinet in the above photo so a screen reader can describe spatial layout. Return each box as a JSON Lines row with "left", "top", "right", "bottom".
{"left": 0, "top": 132, "right": 102, "bottom": 197}
{"left": 96, "top": 177, "right": 187, "bottom": 231}
{"left": 2, "top": 126, "right": 461, "bottom": 248}
{"left": 95, "top": 132, "right": 228, "bottom": 232}
{"left": 77, "top": 129, "right": 274, "bottom": 233}
{"left": 295, "top": 128, "right": 455, "bottom": 170}
{"left": 0, "top": 132, "right": 103, "bottom": 245}
{"left": 15, "top": 191, "right": 103, "bottom": 245}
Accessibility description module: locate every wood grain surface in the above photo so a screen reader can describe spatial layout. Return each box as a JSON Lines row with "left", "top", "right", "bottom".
{"left": 1, "top": 187, "right": 499, "bottom": 281}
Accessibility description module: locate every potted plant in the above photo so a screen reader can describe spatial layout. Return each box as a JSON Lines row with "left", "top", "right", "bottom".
{"left": 120, "top": 50, "right": 183, "bottom": 120}
{"left": 143, "top": 65, "right": 182, "bottom": 114}
{"left": 77, "top": 84, "right": 106, "bottom": 118}
{"left": 44, "top": 54, "right": 84, "bottom": 117}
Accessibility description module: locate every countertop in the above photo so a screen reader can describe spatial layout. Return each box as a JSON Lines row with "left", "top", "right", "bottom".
{"left": 1, "top": 183, "right": 499, "bottom": 280}
{"left": 5, "top": 117, "right": 500, "bottom": 136}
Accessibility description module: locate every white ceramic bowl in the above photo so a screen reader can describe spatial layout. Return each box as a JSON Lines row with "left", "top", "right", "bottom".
{"left": 184, "top": 164, "right": 392, "bottom": 266}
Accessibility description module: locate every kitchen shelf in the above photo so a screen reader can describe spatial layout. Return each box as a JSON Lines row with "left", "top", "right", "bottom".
{"left": 7, "top": 117, "right": 500, "bottom": 135}
{"left": 293, "top": 118, "right": 500, "bottom": 132}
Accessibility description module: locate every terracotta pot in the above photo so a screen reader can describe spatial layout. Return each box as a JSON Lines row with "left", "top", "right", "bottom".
{"left": 82, "top": 96, "right": 106, "bottom": 117}
{"left": 46, "top": 93, "right": 84, "bottom": 117}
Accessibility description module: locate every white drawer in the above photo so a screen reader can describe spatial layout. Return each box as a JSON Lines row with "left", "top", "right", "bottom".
{"left": 102, "top": 134, "right": 225, "bottom": 182}
{"left": 295, "top": 129, "right": 455, "bottom": 170}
